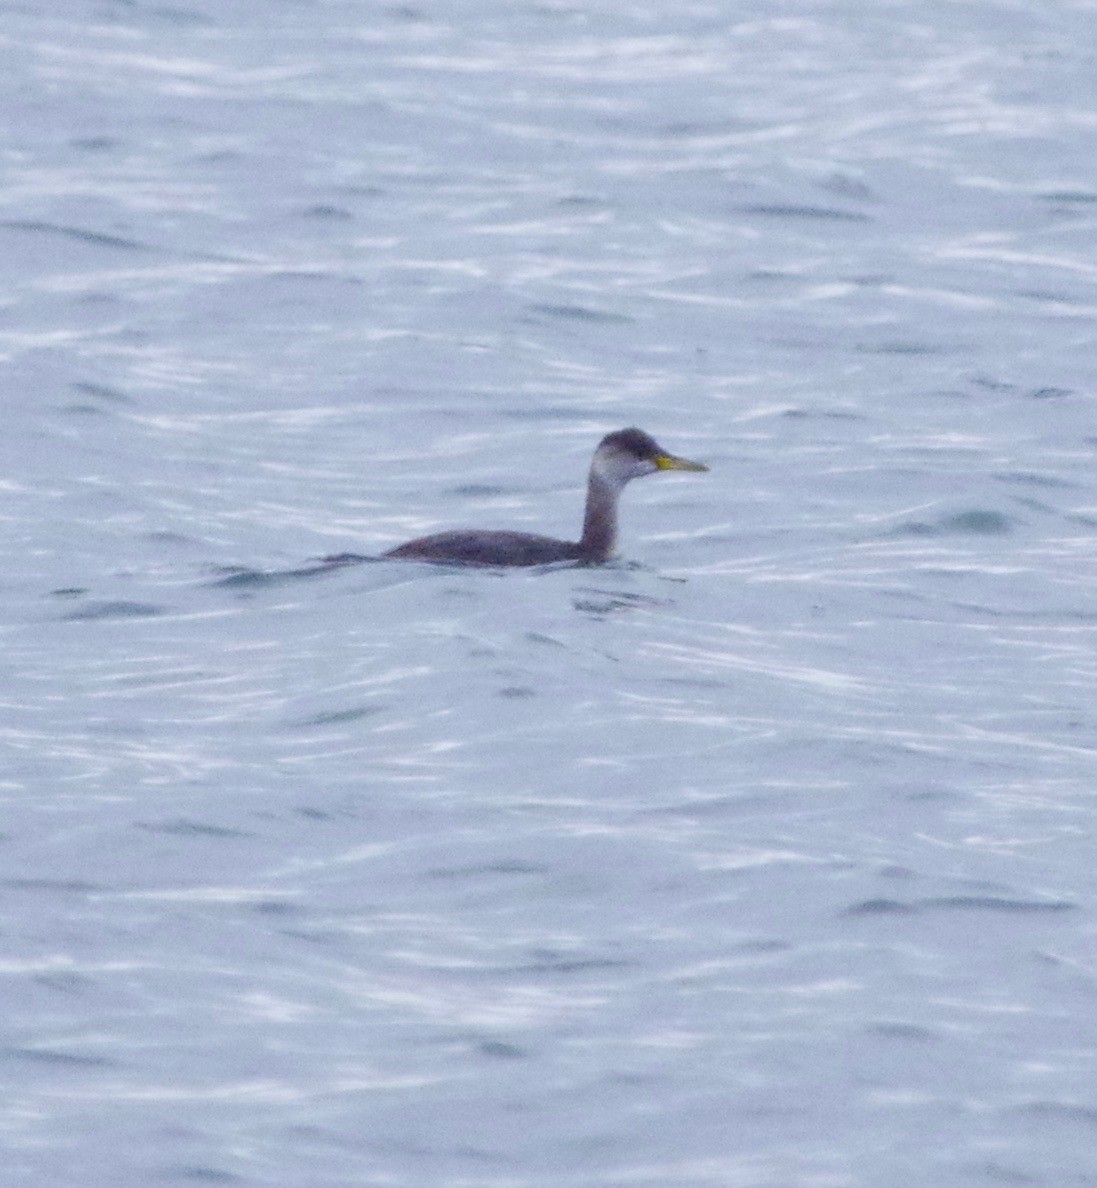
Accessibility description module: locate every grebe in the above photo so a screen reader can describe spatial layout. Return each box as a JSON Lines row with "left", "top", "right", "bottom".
{"left": 383, "top": 427, "right": 708, "bottom": 567}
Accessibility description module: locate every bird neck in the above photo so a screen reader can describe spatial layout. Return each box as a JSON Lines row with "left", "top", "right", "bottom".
{"left": 579, "top": 470, "right": 621, "bottom": 561}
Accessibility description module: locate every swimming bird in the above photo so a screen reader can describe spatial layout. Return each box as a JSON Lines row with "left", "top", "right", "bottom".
{"left": 382, "top": 427, "right": 708, "bottom": 567}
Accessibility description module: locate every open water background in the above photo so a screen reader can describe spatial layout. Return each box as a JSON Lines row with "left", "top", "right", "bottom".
{"left": 4, "top": 1, "right": 1097, "bottom": 1184}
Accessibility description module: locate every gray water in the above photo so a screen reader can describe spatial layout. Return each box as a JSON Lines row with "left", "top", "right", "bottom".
{"left": 4, "top": 2, "right": 1097, "bottom": 1185}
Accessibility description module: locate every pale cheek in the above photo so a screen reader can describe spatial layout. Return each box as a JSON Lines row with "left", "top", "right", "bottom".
{"left": 594, "top": 454, "right": 654, "bottom": 486}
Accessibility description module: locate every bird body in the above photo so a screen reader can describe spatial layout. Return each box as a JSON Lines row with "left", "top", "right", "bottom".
{"left": 383, "top": 427, "right": 707, "bottom": 568}
{"left": 384, "top": 529, "right": 584, "bottom": 567}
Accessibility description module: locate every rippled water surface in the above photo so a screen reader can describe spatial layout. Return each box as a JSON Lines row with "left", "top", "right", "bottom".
{"left": 4, "top": 2, "right": 1097, "bottom": 1185}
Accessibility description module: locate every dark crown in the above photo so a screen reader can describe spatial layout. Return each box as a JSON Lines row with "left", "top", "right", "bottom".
{"left": 599, "top": 427, "right": 661, "bottom": 459}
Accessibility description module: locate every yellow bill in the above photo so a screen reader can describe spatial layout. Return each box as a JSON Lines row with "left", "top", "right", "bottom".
{"left": 654, "top": 452, "right": 709, "bottom": 473}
